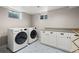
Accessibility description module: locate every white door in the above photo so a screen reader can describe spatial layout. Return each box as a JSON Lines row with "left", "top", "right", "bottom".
{"left": 42, "top": 31, "right": 51, "bottom": 44}
{"left": 47, "top": 32, "right": 57, "bottom": 47}
{"left": 57, "top": 32, "right": 71, "bottom": 51}
{"left": 40, "top": 31, "right": 50, "bottom": 44}
{"left": 40, "top": 31, "right": 57, "bottom": 47}
{"left": 40, "top": 31, "right": 46, "bottom": 43}
{"left": 69, "top": 33, "right": 79, "bottom": 52}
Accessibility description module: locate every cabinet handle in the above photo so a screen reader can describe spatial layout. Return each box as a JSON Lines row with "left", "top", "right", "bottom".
{"left": 74, "top": 35, "right": 79, "bottom": 36}
{"left": 67, "top": 37, "right": 69, "bottom": 38}
{"left": 67, "top": 37, "right": 71, "bottom": 39}
{"left": 43, "top": 31, "right": 45, "bottom": 33}
{"left": 61, "top": 33, "right": 64, "bottom": 35}
{"left": 50, "top": 32, "right": 53, "bottom": 34}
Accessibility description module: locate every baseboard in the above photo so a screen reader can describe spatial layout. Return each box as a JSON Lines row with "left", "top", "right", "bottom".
{"left": 40, "top": 42, "right": 72, "bottom": 53}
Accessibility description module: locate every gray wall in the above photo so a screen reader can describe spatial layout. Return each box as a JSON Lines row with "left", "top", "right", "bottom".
{"left": 0, "top": 7, "right": 32, "bottom": 46}
{"left": 32, "top": 7, "right": 79, "bottom": 30}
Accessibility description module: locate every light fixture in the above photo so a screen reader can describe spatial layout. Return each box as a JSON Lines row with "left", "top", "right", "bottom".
{"left": 36, "top": 6, "right": 48, "bottom": 15}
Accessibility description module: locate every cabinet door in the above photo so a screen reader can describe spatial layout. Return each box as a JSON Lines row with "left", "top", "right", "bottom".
{"left": 68, "top": 33, "right": 78, "bottom": 41}
{"left": 68, "top": 33, "right": 79, "bottom": 52}
{"left": 40, "top": 31, "right": 50, "bottom": 44}
{"left": 57, "top": 32, "right": 71, "bottom": 51}
{"left": 46, "top": 32, "right": 57, "bottom": 47}
{"left": 43, "top": 31, "right": 50, "bottom": 44}
{"left": 40, "top": 31, "right": 46, "bottom": 43}
{"left": 40, "top": 31, "right": 57, "bottom": 47}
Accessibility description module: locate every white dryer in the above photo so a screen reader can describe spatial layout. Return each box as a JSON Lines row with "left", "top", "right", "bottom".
{"left": 28, "top": 27, "right": 38, "bottom": 44}
{"left": 8, "top": 28, "right": 28, "bottom": 52}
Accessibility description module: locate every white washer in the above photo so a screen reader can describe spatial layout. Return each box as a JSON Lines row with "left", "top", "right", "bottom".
{"left": 8, "top": 28, "right": 28, "bottom": 52}
{"left": 28, "top": 27, "right": 38, "bottom": 44}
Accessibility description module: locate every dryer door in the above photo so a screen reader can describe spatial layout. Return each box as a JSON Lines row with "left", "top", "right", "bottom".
{"left": 15, "top": 32, "right": 27, "bottom": 44}
{"left": 30, "top": 30, "right": 37, "bottom": 39}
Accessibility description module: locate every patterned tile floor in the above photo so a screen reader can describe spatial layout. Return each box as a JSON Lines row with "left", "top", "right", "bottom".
{"left": 0, "top": 40, "right": 66, "bottom": 53}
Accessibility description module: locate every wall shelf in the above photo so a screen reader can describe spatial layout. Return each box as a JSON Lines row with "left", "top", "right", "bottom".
{"left": 44, "top": 27, "right": 79, "bottom": 33}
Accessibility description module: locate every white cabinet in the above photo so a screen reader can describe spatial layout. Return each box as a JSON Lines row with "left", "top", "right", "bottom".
{"left": 56, "top": 32, "right": 72, "bottom": 51}
{"left": 46, "top": 32, "right": 57, "bottom": 47}
{"left": 40, "top": 31, "right": 79, "bottom": 52}
{"left": 40, "top": 31, "right": 46, "bottom": 43}
{"left": 69, "top": 33, "right": 79, "bottom": 52}
{"left": 40, "top": 31, "right": 50, "bottom": 44}
{"left": 40, "top": 31, "right": 57, "bottom": 47}
{"left": 69, "top": 33, "right": 78, "bottom": 41}
{"left": 43, "top": 31, "right": 51, "bottom": 44}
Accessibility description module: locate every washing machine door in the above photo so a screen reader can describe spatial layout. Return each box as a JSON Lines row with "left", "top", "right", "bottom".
{"left": 30, "top": 30, "right": 37, "bottom": 39}
{"left": 15, "top": 32, "right": 27, "bottom": 44}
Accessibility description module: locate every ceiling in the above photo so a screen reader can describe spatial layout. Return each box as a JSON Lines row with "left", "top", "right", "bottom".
{"left": 4, "top": 6, "right": 66, "bottom": 15}
{"left": 22, "top": 6, "right": 65, "bottom": 14}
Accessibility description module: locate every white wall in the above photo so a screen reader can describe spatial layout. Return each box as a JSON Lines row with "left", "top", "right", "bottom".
{"left": 32, "top": 7, "right": 79, "bottom": 30}
{"left": 0, "top": 7, "right": 32, "bottom": 46}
